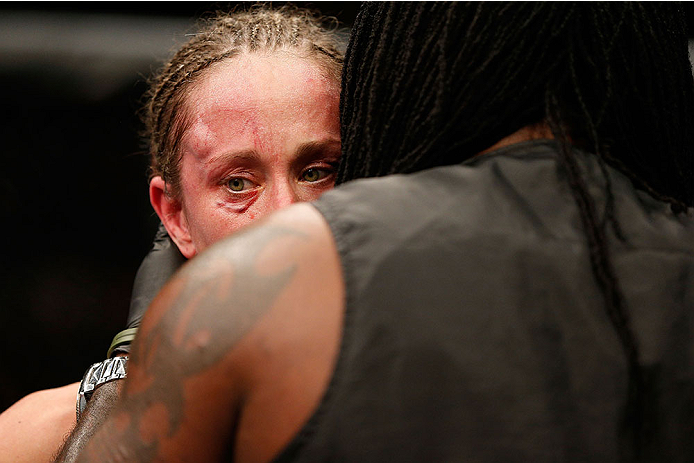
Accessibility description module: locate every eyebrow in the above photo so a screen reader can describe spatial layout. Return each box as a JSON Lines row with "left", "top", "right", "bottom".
{"left": 294, "top": 139, "right": 342, "bottom": 163}
{"left": 205, "top": 138, "right": 341, "bottom": 170}
{"left": 204, "top": 149, "right": 260, "bottom": 170}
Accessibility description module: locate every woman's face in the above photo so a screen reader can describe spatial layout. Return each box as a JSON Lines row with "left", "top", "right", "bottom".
{"left": 152, "top": 51, "right": 341, "bottom": 258}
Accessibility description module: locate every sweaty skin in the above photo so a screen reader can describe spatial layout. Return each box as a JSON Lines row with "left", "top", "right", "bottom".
{"left": 79, "top": 204, "right": 344, "bottom": 462}
{"left": 75, "top": 127, "right": 557, "bottom": 463}
{"left": 0, "top": 383, "right": 77, "bottom": 462}
{"left": 20, "top": 51, "right": 341, "bottom": 463}
{"left": 153, "top": 51, "right": 342, "bottom": 258}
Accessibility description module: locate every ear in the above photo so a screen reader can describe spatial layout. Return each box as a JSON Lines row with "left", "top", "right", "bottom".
{"left": 149, "top": 176, "right": 197, "bottom": 258}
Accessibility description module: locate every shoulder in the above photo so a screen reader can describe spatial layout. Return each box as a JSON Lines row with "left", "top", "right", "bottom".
{"left": 177, "top": 202, "right": 342, "bottom": 333}
{"left": 126, "top": 203, "right": 344, "bottom": 461}
{"left": 183, "top": 201, "right": 344, "bottom": 377}
{"left": 136, "top": 201, "right": 343, "bottom": 374}
{"left": 200, "top": 201, "right": 339, "bottom": 271}
{"left": 233, "top": 203, "right": 345, "bottom": 461}
{"left": 0, "top": 382, "right": 78, "bottom": 462}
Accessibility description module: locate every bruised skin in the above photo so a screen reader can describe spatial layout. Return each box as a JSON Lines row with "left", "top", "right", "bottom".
{"left": 169, "top": 52, "right": 342, "bottom": 257}
{"left": 76, "top": 52, "right": 342, "bottom": 462}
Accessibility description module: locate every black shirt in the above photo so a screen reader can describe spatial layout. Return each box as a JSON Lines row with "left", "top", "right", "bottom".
{"left": 276, "top": 141, "right": 694, "bottom": 462}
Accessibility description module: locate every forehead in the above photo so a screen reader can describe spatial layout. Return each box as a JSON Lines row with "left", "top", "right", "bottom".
{"left": 180, "top": 51, "right": 340, "bottom": 161}
{"left": 191, "top": 51, "right": 337, "bottom": 105}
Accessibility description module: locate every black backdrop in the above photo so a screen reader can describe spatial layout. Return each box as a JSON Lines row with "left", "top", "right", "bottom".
{"left": 1, "top": 2, "right": 692, "bottom": 413}
{"left": 0, "top": 1, "right": 358, "bottom": 412}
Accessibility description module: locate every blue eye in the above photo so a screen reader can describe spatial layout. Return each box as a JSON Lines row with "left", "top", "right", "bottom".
{"left": 227, "top": 178, "right": 253, "bottom": 192}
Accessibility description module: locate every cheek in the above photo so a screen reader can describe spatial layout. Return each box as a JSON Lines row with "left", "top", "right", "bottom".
{"left": 195, "top": 211, "right": 243, "bottom": 249}
{"left": 295, "top": 179, "right": 337, "bottom": 203}
{"left": 304, "top": 187, "right": 332, "bottom": 202}
{"left": 189, "top": 205, "right": 256, "bottom": 252}
{"left": 179, "top": 178, "right": 244, "bottom": 250}
{"left": 181, "top": 187, "right": 276, "bottom": 251}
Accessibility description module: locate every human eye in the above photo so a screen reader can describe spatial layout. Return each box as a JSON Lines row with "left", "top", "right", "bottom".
{"left": 226, "top": 177, "right": 256, "bottom": 192}
{"left": 300, "top": 165, "right": 336, "bottom": 183}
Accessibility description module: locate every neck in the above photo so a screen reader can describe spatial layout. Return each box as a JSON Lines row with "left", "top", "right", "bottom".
{"left": 477, "top": 123, "right": 554, "bottom": 157}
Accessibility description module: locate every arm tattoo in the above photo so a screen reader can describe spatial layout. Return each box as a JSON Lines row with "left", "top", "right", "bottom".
{"left": 79, "top": 226, "right": 302, "bottom": 462}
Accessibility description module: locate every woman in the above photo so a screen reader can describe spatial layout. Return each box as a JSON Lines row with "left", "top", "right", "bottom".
{"left": 0, "top": 6, "right": 345, "bottom": 462}
{"left": 80, "top": 3, "right": 694, "bottom": 462}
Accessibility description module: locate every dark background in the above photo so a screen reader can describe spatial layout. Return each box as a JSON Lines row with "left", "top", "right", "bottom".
{"left": 0, "top": 1, "right": 358, "bottom": 412}
{"left": 0, "top": 2, "right": 692, "bottom": 413}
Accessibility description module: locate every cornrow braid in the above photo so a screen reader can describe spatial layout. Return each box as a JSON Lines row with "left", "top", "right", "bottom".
{"left": 142, "top": 4, "right": 345, "bottom": 198}
{"left": 340, "top": 2, "right": 694, "bottom": 460}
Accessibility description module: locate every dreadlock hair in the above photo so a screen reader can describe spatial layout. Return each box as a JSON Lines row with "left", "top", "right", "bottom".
{"left": 340, "top": 2, "right": 694, "bottom": 461}
{"left": 142, "top": 4, "right": 345, "bottom": 199}
{"left": 339, "top": 2, "right": 694, "bottom": 209}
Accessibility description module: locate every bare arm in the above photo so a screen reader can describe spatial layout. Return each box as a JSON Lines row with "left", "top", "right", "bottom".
{"left": 55, "top": 225, "right": 183, "bottom": 462}
{"left": 0, "top": 383, "right": 78, "bottom": 463}
{"left": 53, "top": 380, "right": 122, "bottom": 462}
{"left": 77, "top": 203, "right": 339, "bottom": 462}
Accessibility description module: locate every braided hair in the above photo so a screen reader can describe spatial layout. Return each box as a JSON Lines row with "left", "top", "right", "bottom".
{"left": 340, "top": 2, "right": 694, "bottom": 460}
{"left": 339, "top": 2, "right": 694, "bottom": 208}
{"left": 142, "top": 4, "right": 345, "bottom": 198}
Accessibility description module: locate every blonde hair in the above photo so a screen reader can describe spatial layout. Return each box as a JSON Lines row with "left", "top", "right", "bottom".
{"left": 143, "top": 5, "right": 344, "bottom": 197}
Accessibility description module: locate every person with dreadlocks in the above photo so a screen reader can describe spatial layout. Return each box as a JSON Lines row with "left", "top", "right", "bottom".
{"left": 79, "top": 2, "right": 694, "bottom": 462}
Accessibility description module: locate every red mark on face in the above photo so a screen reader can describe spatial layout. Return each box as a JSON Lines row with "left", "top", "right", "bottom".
{"left": 252, "top": 124, "right": 264, "bottom": 152}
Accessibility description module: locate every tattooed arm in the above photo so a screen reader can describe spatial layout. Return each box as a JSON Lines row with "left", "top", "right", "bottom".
{"left": 77, "top": 203, "right": 344, "bottom": 462}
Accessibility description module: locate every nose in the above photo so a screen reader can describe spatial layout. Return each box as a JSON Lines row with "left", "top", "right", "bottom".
{"left": 270, "top": 179, "right": 300, "bottom": 210}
